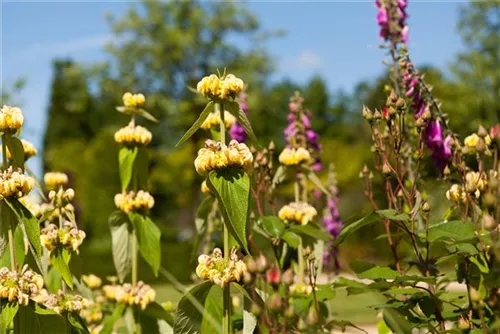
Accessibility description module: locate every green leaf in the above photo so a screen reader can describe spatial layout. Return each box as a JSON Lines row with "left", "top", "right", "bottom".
{"left": 67, "top": 313, "right": 90, "bottom": 333}
{"left": 225, "top": 101, "right": 260, "bottom": 148}
{"left": 377, "top": 209, "right": 410, "bottom": 222}
{"left": 382, "top": 308, "right": 412, "bottom": 334}
{"left": 282, "top": 231, "right": 301, "bottom": 248}
{"left": 130, "top": 213, "right": 161, "bottom": 276}
{"left": 358, "top": 266, "right": 401, "bottom": 280}
{"left": 350, "top": 259, "right": 376, "bottom": 274}
{"left": 207, "top": 169, "right": 249, "bottom": 253}
{"left": 417, "top": 295, "right": 441, "bottom": 318}
{"left": 302, "top": 167, "right": 329, "bottom": 195}
{"left": 50, "top": 248, "right": 73, "bottom": 288}
{"left": 108, "top": 210, "right": 133, "bottom": 282}
{"left": 5, "top": 135, "right": 24, "bottom": 168}
{"left": 260, "top": 216, "right": 285, "bottom": 238}
{"left": 1, "top": 224, "right": 26, "bottom": 268}
{"left": 4, "top": 197, "right": 42, "bottom": 258}
{"left": 0, "top": 201, "right": 14, "bottom": 259}
{"left": 17, "top": 302, "right": 68, "bottom": 334}
{"left": 427, "top": 220, "right": 475, "bottom": 243}
{"left": 200, "top": 284, "right": 223, "bottom": 334}
{"left": 119, "top": 146, "right": 138, "bottom": 192}
{"left": 0, "top": 302, "right": 18, "bottom": 334}
{"left": 100, "top": 303, "right": 126, "bottom": 334}
{"left": 289, "top": 224, "right": 331, "bottom": 241}
{"left": 315, "top": 284, "right": 336, "bottom": 301}
{"left": 133, "top": 147, "right": 149, "bottom": 190}
{"left": 140, "top": 302, "right": 174, "bottom": 325}
{"left": 377, "top": 319, "right": 391, "bottom": 334}
{"left": 271, "top": 165, "right": 289, "bottom": 190}
{"left": 173, "top": 281, "right": 221, "bottom": 334}
{"left": 136, "top": 309, "right": 160, "bottom": 334}
{"left": 332, "top": 212, "right": 380, "bottom": 247}
{"left": 176, "top": 101, "right": 214, "bottom": 147}
{"left": 136, "top": 108, "right": 159, "bottom": 122}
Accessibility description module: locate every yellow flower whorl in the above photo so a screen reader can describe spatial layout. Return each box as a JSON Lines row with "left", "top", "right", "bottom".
{"left": 44, "top": 172, "right": 69, "bottom": 190}
{"left": 0, "top": 265, "right": 44, "bottom": 306}
{"left": 102, "top": 281, "right": 156, "bottom": 310}
{"left": 278, "top": 147, "right": 312, "bottom": 166}
{"left": 0, "top": 105, "right": 24, "bottom": 132}
{"left": 6, "top": 139, "right": 37, "bottom": 161}
{"left": 0, "top": 167, "right": 35, "bottom": 200}
{"left": 114, "top": 123, "right": 152, "bottom": 146}
{"left": 122, "top": 92, "right": 146, "bottom": 108}
{"left": 197, "top": 73, "right": 244, "bottom": 101}
{"left": 446, "top": 184, "right": 466, "bottom": 203}
{"left": 200, "top": 111, "right": 236, "bottom": 130}
{"left": 194, "top": 139, "right": 253, "bottom": 175}
{"left": 114, "top": 190, "right": 155, "bottom": 213}
{"left": 278, "top": 202, "right": 318, "bottom": 225}
{"left": 195, "top": 248, "right": 247, "bottom": 288}
{"left": 40, "top": 222, "right": 86, "bottom": 254}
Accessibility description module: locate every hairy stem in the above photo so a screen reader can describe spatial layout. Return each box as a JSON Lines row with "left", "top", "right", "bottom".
{"left": 2, "top": 136, "right": 16, "bottom": 272}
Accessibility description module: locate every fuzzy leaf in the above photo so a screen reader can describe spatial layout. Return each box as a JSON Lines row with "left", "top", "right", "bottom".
{"left": 332, "top": 212, "right": 380, "bottom": 247}
{"left": 377, "top": 209, "right": 410, "bottom": 222}
{"left": 207, "top": 169, "right": 249, "bottom": 253}
{"left": 17, "top": 302, "right": 68, "bottom": 334}
{"left": 176, "top": 101, "right": 214, "bottom": 147}
{"left": 5, "top": 135, "right": 24, "bottom": 169}
{"left": 100, "top": 304, "right": 126, "bottom": 334}
{"left": 0, "top": 302, "right": 18, "bottom": 334}
{"left": 290, "top": 224, "right": 331, "bottom": 241}
{"left": 382, "top": 308, "right": 412, "bottom": 334}
{"left": 108, "top": 210, "right": 133, "bottom": 282}
{"left": 358, "top": 266, "right": 401, "bottom": 280}
{"left": 136, "top": 108, "right": 159, "bottom": 122}
{"left": 129, "top": 213, "right": 161, "bottom": 276}
{"left": 259, "top": 216, "right": 285, "bottom": 238}
{"left": 5, "top": 197, "right": 42, "bottom": 258}
{"left": 50, "top": 248, "right": 73, "bottom": 288}
{"left": 119, "top": 147, "right": 138, "bottom": 192}
{"left": 282, "top": 231, "right": 301, "bottom": 248}
{"left": 427, "top": 220, "right": 475, "bottom": 243}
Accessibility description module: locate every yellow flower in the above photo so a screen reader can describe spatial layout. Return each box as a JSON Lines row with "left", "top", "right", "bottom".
{"left": 465, "top": 171, "right": 487, "bottom": 198}
{"left": 278, "top": 202, "right": 317, "bottom": 225}
{"left": 195, "top": 248, "right": 246, "bottom": 288}
{"left": 290, "top": 282, "right": 314, "bottom": 296}
{"left": 0, "top": 167, "right": 35, "bottom": 199}
{"left": 114, "top": 190, "right": 154, "bottom": 213}
{"left": 200, "top": 111, "right": 236, "bottom": 130}
{"left": 82, "top": 274, "right": 102, "bottom": 289}
{"left": 446, "top": 184, "right": 466, "bottom": 203}
{"left": 0, "top": 105, "right": 24, "bottom": 132}
{"left": 194, "top": 139, "right": 253, "bottom": 175}
{"left": 464, "top": 134, "right": 479, "bottom": 149}
{"left": 197, "top": 73, "right": 244, "bottom": 100}
{"left": 114, "top": 122, "right": 152, "bottom": 146}
{"left": 6, "top": 139, "right": 37, "bottom": 161}
{"left": 279, "top": 147, "right": 312, "bottom": 166}
{"left": 44, "top": 172, "right": 68, "bottom": 190}
{"left": 201, "top": 181, "right": 211, "bottom": 194}
{"left": 122, "top": 92, "right": 146, "bottom": 108}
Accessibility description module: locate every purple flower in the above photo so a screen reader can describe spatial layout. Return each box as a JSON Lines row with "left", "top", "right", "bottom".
{"left": 230, "top": 91, "right": 248, "bottom": 142}
{"left": 425, "top": 120, "right": 452, "bottom": 171}
{"left": 377, "top": 7, "right": 388, "bottom": 25}
{"left": 376, "top": 0, "right": 409, "bottom": 43}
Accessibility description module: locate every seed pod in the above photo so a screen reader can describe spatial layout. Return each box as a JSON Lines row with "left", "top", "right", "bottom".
{"left": 306, "top": 307, "right": 319, "bottom": 326}
{"left": 267, "top": 292, "right": 282, "bottom": 312}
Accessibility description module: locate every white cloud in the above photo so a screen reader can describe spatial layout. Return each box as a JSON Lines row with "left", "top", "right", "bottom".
{"left": 282, "top": 49, "right": 323, "bottom": 71}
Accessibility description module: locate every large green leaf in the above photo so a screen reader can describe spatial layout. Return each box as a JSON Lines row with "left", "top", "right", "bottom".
{"left": 289, "top": 224, "right": 332, "bottom": 241}
{"left": 225, "top": 101, "right": 260, "bottom": 147}
{"left": 50, "top": 248, "right": 73, "bottom": 288}
{"left": 207, "top": 169, "right": 250, "bottom": 253}
{"left": 129, "top": 213, "right": 161, "bottom": 276}
{"left": 133, "top": 147, "right": 149, "bottom": 190}
{"left": 382, "top": 308, "right": 412, "bottom": 334}
{"left": 259, "top": 216, "right": 285, "bottom": 238}
{"left": 136, "top": 108, "right": 159, "bottom": 123}
{"left": 0, "top": 200, "right": 17, "bottom": 261}
{"left": 0, "top": 302, "right": 18, "bottom": 334}
{"left": 176, "top": 101, "right": 214, "bottom": 146}
{"left": 200, "top": 285, "right": 223, "bottom": 334}
{"left": 108, "top": 210, "right": 133, "bottom": 282}
{"left": 119, "top": 146, "right": 138, "bottom": 192}
{"left": 5, "top": 135, "right": 24, "bottom": 169}
{"left": 173, "top": 281, "right": 221, "bottom": 334}
{"left": 1, "top": 224, "right": 26, "bottom": 268}
{"left": 332, "top": 212, "right": 380, "bottom": 247}
{"left": 100, "top": 303, "right": 126, "bottom": 334}
{"left": 427, "top": 220, "right": 475, "bottom": 243}
{"left": 16, "top": 302, "right": 68, "bottom": 334}
{"left": 282, "top": 231, "right": 301, "bottom": 248}
{"left": 5, "top": 197, "right": 42, "bottom": 258}
{"left": 358, "top": 266, "right": 401, "bottom": 280}
{"left": 67, "top": 313, "right": 90, "bottom": 333}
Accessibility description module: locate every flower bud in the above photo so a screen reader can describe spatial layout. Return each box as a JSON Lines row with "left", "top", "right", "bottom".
{"left": 306, "top": 307, "right": 319, "bottom": 326}
{"left": 282, "top": 269, "right": 294, "bottom": 285}
{"left": 246, "top": 258, "right": 258, "bottom": 273}
{"left": 373, "top": 109, "right": 382, "bottom": 120}
{"left": 421, "top": 108, "right": 431, "bottom": 120}
{"left": 477, "top": 125, "right": 488, "bottom": 138}
{"left": 422, "top": 201, "right": 431, "bottom": 212}
{"left": 443, "top": 165, "right": 451, "bottom": 176}
{"left": 415, "top": 117, "right": 426, "bottom": 129}
{"left": 382, "top": 163, "right": 391, "bottom": 175}
{"left": 483, "top": 214, "right": 497, "bottom": 231}
{"left": 266, "top": 267, "right": 280, "bottom": 287}
{"left": 250, "top": 303, "right": 262, "bottom": 316}
{"left": 482, "top": 193, "right": 497, "bottom": 209}
{"left": 256, "top": 254, "right": 268, "bottom": 273}
{"left": 284, "top": 305, "right": 295, "bottom": 319}
{"left": 362, "top": 105, "right": 373, "bottom": 120}
{"left": 267, "top": 292, "right": 282, "bottom": 312}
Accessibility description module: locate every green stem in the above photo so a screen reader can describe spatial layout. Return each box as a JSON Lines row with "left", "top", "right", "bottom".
{"left": 298, "top": 240, "right": 304, "bottom": 283}
{"left": 58, "top": 205, "right": 67, "bottom": 293}
{"left": 2, "top": 135, "right": 16, "bottom": 272}
{"left": 217, "top": 101, "right": 231, "bottom": 334}
{"left": 132, "top": 230, "right": 138, "bottom": 285}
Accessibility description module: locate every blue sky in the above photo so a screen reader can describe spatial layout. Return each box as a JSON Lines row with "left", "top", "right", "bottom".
{"left": 1, "top": 1, "right": 464, "bottom": 175}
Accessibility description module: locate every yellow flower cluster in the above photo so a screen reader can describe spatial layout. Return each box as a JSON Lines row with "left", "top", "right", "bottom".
{"left": 289, "top": 282, "right": 314, "bottom": 296}
{"left": 102, "top": 281, "right": 156, "bottom": 310}
{"left": 278, "top": 202, "right": 318, "bottom": 225}
{"left": 39, "top": 289, "right": 90, "bottom": 314}
{"left": 278, "top": 147, "right": 312, "bottom": 166}
{"left": 114, "top": 122, "right": 152, "bottom": 146}
{"left": 194, "top": 139, "right": 253, "bottom": 175}
{"left": 195, "top": 248, "right": 247, "bottom": 288}
{"left": 40, "top": 222, "right": 86, "bottom": 254}
{"left": 197, "top": 74, "right": 244, "bottom": 100}
{"left": 446, "top": 184, "right": 466, "bottom": 203}
{"left": 0, "top": 105, "right": 24, "bottom": 132}
{"left": 122, "top": 92, "right": 146, "bottom": 108}
{"left": 464, "top": 133, "right": 492, "bottom": 153}
{"left": 82, "top": 274, "right": 102, "bottom": 289}
{"left": 114, "top": 190, "right": 155, "bottom": 213}
{"left": 20, "top": 196, "right": 43, "bottom": 218}
{"left": 200, "top": 111, "right": 236, "bottom": 130}
{"left": 80, "top": 300, "right": 103, "bottom": 325}
{"left": 44, "top": 172, "right": 69, "bottom": 190}
{"left": 0, "top": 265, "right": 44, "bottom": 306}
{"left": 465, "top": 171, "right": 487, "bottom": 198}
{"left": 0, "top": 167, "right": 35, "bottom": 199}
{"left": 6, "top": 139, "right": 37, "bottom": 161}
